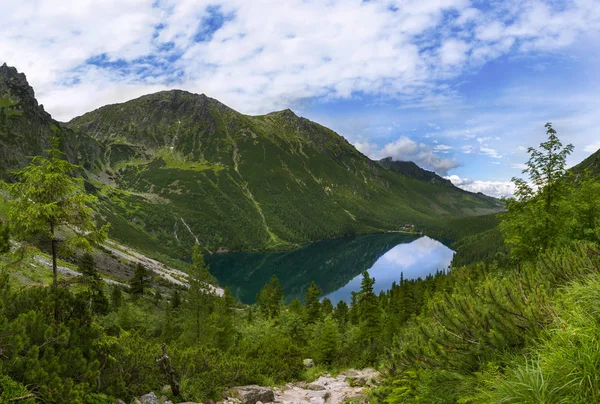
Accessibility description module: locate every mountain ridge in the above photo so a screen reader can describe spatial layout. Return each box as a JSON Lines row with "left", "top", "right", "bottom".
{"left": 0, "top": 64, "right": 503, "bottom": 260}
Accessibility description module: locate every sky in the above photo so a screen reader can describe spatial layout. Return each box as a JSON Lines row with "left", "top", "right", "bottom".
{"left": 2, "top": 0, "right": 600, "bottom": 197}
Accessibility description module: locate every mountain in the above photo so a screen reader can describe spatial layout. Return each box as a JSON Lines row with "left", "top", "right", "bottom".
{"left": 0, "top": 63, "right": 102, "bottom": 179}
{"left": 573, "top": 148, "right": 600, "bottom": 175}
{"left": 0, "top": 64, "right": 502, "bottom": 260}
{"left": 377, "top": 157, "right": 453, "bottom": 186}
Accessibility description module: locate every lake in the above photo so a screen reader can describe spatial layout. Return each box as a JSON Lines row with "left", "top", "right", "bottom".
{"left": 206, "top": 233, "right": 455, "bottom": 304}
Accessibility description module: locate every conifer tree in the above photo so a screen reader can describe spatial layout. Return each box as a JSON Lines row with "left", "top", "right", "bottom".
{"left": 358, "top": 271, "right": 380, "bottom": 363}
{"left": 305, "top": 281, "right": 322, "bottom": 323}
{"left": 321, "top": 297, "right": 333, "bottom": 316}
{"left": 313, "top": 316, "right": 339, "bottom": 365}
{"left": 130, "top": 263, "right": 151, "bottom": 296}
{"left": 187, "top": 243, "right": 214, "bottom": 342}
{"left": 110, "top": 285, "right": 123, "bottom": 310}
{"left": 7, "top": 137, "right": 108, "bottom": 288}
{"left": 171, "top": 289, "right": 181, "bottom": 310}
{"left": 78, "top": 252, "right": 99, "bottom": 279}
{"left": 0, "top": 221, "right": 9, "bottom": 254}
{"left": 333, "top": 300, "right": 349, "bottom": 326}
{"left": 256, "top": 274, "right": 284, "bottom": 319}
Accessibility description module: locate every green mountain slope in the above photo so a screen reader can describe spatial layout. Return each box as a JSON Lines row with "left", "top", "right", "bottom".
{"left": 573, "top": 147, "right": 600, "bottom": 175}
{"left": 378, "top": 157, "right": 453, "bottom": 186}
{"left": 66, "top": 89, "right": 502, "bottom": 257}
{"left": 0, "top": 64, "right": 502, "bottom": 260}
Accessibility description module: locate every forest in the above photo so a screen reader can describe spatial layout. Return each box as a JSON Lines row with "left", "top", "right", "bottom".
{"left": 1, "top": 123, "right": 600, "bottom": 403}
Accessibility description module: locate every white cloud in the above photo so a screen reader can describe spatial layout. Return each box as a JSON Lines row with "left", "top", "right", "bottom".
{"left": 584, "top": 142, "right": 600, "bottom": 153}
{"left": 439, "top": 39, "right": 470, "bottom": 66}
{"left": 355, "top": 136, "right": 459, "bottom": 175}
{"left": 0, "top": 0, "right": 599, "bottom": 121}
{"left": 445, "top": 175, "right": 515, "bottom": 198}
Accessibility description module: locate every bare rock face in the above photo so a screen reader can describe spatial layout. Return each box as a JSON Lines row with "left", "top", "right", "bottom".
{"left": 228, "top": 385, "right": 275, "bottom": 404}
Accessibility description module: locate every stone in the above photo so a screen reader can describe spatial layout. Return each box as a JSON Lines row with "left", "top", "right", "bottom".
{"left": 228, "top": 385, "right": 275, "bottom": 404}
{"left": 309, "top": 397, "right": 325, "bottom": 404}
{"left": 140, "top": 392, "right": 159, "bottom": 404}
{"left": 115, "top": 400, "right": 127, "bottom": 404}
{"left": 303, "top": 358, "right": 315, "bottom": 368}
{"left": 306, "top": 382, "right": 326, "bottom": 391}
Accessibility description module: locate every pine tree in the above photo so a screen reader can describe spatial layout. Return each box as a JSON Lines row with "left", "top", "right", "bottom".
{"left": 358, "top": 271, "right": 380, "bottom": 364}
{"left": 110, "top": 285, "right": 123, "bottom": 310}
{"left": 78, "top": 252, "right": 100, "bottom": 280}
{"left": 7, "top": 137, "right": 108, "bottom": 288}
{"left": 321, "top": 297, "right": 333, "bottom": 316}
{"left": 256, "top": 274, "right": 284, "bottom": 319}
{"left": 187, "top": 243, "right": 214, "bottom": 342}
{"left": 313, "top": 316, "right": 339, "bottom": 365}
{"left": 171, "top": 289, "right": 181, "bottom": 310}
{"left": 333, "top": 300, "right": 349, "bottom": 327}
{"left": 130, "top": 263, "right": 151, "bottom": 296}
{"left": 0, "top": 221, "right": 9, "bottom": 254}
{"left": 305, "top": 281, "right": 322, "bottom": 323}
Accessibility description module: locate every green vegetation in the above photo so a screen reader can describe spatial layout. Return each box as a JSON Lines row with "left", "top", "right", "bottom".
{"left": 5, "top": 61, "right": 600, "bottom": 403}
{"left": 5, "top": 137, "right": 108, "bottom": 288}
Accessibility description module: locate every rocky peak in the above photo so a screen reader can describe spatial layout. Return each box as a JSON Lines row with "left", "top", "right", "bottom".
{"left": 0, "top": 63, "right": 36, "bottom": 100}
{"left": 0, "top": 63, "right": 52, "bottom": 122}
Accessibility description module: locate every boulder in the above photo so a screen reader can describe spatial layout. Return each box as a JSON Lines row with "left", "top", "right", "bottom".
{"left": 306, "top": 382, "right": 326, "bottom": 391}
{"left": 140, "top": 392, "right": 159, "bottom": 404}
{"left": 303, "top": 358, "right": 315, "bottom": 368}
{"left": 228, "top": 385, "right": 275, "bottom": 404}
{"left": 309, "top": 397, "right": 325, "bottom": 404}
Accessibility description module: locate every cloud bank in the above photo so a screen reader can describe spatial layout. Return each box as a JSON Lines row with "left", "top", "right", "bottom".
{"left": 355, "top": 136, "right": 459, "bottom": 175}
{"left": 1, "top": 0, "right": 599, "bottom": 121}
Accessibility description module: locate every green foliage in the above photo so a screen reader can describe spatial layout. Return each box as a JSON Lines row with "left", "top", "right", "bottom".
{"left": 0, "top": 221, "right": 9, "bottom": 254}
{"left": 500, "top": 124, "right": 574, "bottom": 261}
{"left": 256, "top": 274, "right": 284, "bottom": 319}
{"left": 311, "top": 316, "right": 339, "bottom": 365}
{"left": 7, "top": 137, "right": 108, "bottom": 287}
{"left": 129, "top": 263, "right": 151, "bottom": 296}
{"left": 304, "top": 281, "right": 322, "bottom": 323}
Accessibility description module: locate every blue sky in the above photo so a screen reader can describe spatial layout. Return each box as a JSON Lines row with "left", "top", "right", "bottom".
{"left": 2, "top": 0, "right": 600, "bottom": 196}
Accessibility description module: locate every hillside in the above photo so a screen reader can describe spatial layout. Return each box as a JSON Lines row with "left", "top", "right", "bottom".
{"left": 573, "top": 147, "right": 600, "bottom": 174}
{"left": 0, "top": 64, "right": 502, "bottom": 261}
{"left": 0, "top": 63, "right": 103, "bottom": 179}
{"left": 66, "top": 89, "right": 502, "bottom": 257}
{"left": 378, "top": 157, "right": 453, "bottom": 186}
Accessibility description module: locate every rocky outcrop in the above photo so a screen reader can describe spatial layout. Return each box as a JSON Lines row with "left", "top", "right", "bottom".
{"left": 223, "top": 369, "right": 378, "bottom": 404}
{"left": 227, "top": 385, "right": 275, "bottom": 404}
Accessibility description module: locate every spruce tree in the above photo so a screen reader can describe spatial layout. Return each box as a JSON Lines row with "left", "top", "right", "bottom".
{"left": 358, "top": 271, "right": 380, "bottom": 363}
{"left": 186, "top": 243, "right": 214, "bottom": 342}
{"left": 130, "top": 263, "right": 151, "bottom": 296}
{"left": 305, "top": 281, "right": 322, "bottom": 323}
{"left": 321, "top": 297, "right": 333, "bottom": 316}
{"left": 0, "top": 221, "right": 9, "bottom": 254}
{"left": 110, "top": 285, "right": 123, "bottom": 310}
{"left": 7, "top": 137, "right": 108, "bottom": 288}
{"left": 314, "top": 316, "right": 339, "bottom": 365}
{"left": 256, "top": 274, "right": 284, "bottom": 319}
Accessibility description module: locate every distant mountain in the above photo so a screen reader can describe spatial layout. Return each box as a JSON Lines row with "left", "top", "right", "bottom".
{"left": 0, "top": 64, "right": 503, "bottom": 260}
{"left": 377, "top": 157, "right": 453, "bottom": 186}
{"left": 573, "top": 148, "right": 600, "bottom": 175}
